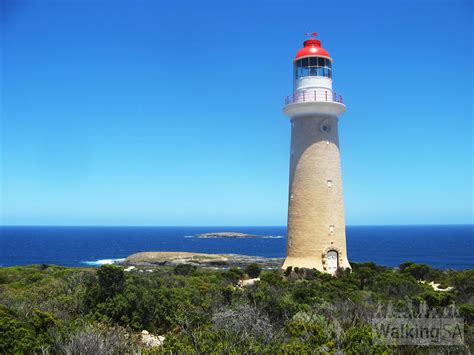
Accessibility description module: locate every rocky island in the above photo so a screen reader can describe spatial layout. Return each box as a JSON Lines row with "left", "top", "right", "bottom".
{"left": 192, "top": 232, "right": 262, "bottom": 238}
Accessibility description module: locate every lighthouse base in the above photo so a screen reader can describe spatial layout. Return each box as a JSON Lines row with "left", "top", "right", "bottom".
{"left": 281, "top": 255, "right": 351, "bottom": 275}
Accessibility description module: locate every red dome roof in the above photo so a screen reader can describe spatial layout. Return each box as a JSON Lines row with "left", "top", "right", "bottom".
{"left": 294, "top": 39, "right": 331, "bottom": 60}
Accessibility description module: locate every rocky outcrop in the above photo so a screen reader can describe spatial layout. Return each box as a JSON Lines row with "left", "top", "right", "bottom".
{"left": 419, "top": 280, "right": 454, "bottom": 292}
{"left": 124, "top": 251, "right": 283, "bottom": 269}
{"left": 237, "top": 277, "right": 260, "bottom": 288}
{"left": 193, "top": 232, "right": 261, "bottom": 238}
{"left": 141, "top": 330, "right": 164, "bottom": 348}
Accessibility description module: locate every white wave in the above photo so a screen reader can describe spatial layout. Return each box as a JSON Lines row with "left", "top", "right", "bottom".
{"left": 183, "top": 235, "right": 195, "bottom": 238}
{"left": 81, "top": 258, "right": 125, "bottom": 266}
{"left": 262, "top": 236, "right": 285, "bottom": 239}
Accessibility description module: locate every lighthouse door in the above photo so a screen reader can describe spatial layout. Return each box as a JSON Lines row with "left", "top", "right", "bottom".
{"left": 327, "top": 251, "right": 338, "bottom": 274}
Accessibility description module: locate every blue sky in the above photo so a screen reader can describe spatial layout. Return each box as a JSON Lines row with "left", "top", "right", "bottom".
{"left": 0, "top": 0, "right": 472, "bottom": 226}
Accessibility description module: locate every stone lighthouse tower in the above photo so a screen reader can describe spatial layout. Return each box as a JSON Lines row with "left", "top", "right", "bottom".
{"left": 282, "top": 33, "right": 351, "bottom": 274}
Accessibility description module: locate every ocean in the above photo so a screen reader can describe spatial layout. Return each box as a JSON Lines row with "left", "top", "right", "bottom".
{"left": 0, "top": 225, "right": 472, "bottom": 270}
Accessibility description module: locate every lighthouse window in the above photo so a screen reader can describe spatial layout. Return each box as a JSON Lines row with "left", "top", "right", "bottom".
{"left": 320, "top": 123, "right": 331, "bottom": 133}
{"left": 295, "top": 56, "right": 332, "bottom": 79}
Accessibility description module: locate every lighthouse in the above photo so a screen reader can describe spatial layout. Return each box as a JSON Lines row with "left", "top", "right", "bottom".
{"left": 282, "top": 33, "right": 351, "bottom": 274}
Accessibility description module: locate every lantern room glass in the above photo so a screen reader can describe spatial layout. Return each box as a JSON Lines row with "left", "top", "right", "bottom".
{"left": 294, "top": 56, "right": 332, "bottom": 79}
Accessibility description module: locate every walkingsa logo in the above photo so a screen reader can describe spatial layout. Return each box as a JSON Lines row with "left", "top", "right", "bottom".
{"left": 371, "top": 302, "right": 464, "bottom": 346}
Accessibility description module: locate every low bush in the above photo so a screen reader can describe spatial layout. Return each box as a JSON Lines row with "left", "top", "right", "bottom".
{"left": 0, "top": 262, "right": 471, "bottom": 353}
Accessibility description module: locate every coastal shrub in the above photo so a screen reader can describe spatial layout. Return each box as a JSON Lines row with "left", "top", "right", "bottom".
{"left": 97, "top": 265, "right": 125, "bottom": 300}
{"left": 94, "top": 281, "right": 160, "bottom": 330}
{"left": 286, "top": 319, "right": 330, "bottom": 346}
{"left": 417, "top": 290, "right": 454, "bottom": 308}
{"left": 276, "top": 338, "right": 315, "bottom": 353}
{"left": 260, "top": 270, "right": 283, "bottom": 285}
{"left": 291, "top": 280, "right": 320, "bottom": 304}
{"left": 221, "top": 285, "right": 235, "bottom": 304}
{"left": 245, "top": 263, "right": 262, "bottom": 278}
{"left": 341, "top": 324, "right": 391, "bottom": 353}
{"left": 39, "top": 263, "right": 50, "bottom": 270}
{"left": 30, "top": 309, "right": 58, "bottom": 334}
{"left": 400, "top": 263, "right": 432, "bottom": 280}
{"left": 223, "top": 267, "right": 244, "bottom": 283}
{"left": 0, "top": 262, "right": 473, "bottom": 352}
{"left": 173, "top": 264, "right": 196, "bottom": 276}
{"left": 55, "top": 323, "right": 133, "bottom": 355}
{"left": 0, "top": 306, "right": 40, "bottom": 353}
{"left": 452, "top": 270, "right": 474, "bottom": 302}
{"left": 335, "top": 267, "right": 352, "bottom": 278}
{"left": 29, "top": 309, "right": 59, "bottom": 346}
{"left": 356, "top": 266, "right": 377, "bottom": 290}
{"left": 352, "top": 261, "right": 388, "bottom": 273}
{"left": 243, "top": 278, "right": 298, "bottom": 325}
{"left": 83, "top": 276, "right": 101, "bottom": 311}
{"left": 371, "top": 271, "right": 423, "bottom": 299}
{"left": 399, "top": 261, "right": 415, "bottom": 272}
{"left": 400, "top": 262, "right": 450, "bottom": 285}
{"left": 460, "top": 303, "right": 474, "bottom": 324}
{"left": 212, "top": 304, "right": 274, "bottom": 344}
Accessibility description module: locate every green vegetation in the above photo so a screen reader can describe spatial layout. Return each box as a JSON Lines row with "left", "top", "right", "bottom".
{"left": 0, "top": 262, "right": 472, "bottom": 353}
{"left": 244, "top": 263, "right": 262, "bottom": 278}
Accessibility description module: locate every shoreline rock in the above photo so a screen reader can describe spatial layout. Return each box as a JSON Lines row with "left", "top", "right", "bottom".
{"left": 124, "top": 251, "right": 283, "bottom": 269}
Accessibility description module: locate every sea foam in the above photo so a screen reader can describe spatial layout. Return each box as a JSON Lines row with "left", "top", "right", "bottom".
{"left": 81, "top": 258, "right": 125, "bottom": 266}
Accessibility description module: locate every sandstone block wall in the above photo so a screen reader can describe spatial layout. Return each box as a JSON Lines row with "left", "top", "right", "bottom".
{"left": 282, "top": 115, "right": 351, "bottom": 272}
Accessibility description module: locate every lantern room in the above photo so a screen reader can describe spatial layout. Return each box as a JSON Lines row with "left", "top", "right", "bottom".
{"left": 284, "top": 33, "right": 345, "bottom": 117}
{"left": 293, "top": 36, "right": 333, "bottom": 94}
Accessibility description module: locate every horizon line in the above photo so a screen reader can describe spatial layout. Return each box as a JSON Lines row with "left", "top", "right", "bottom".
{"left": 1, "top": 224, "right": 472, "bottom": 228}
